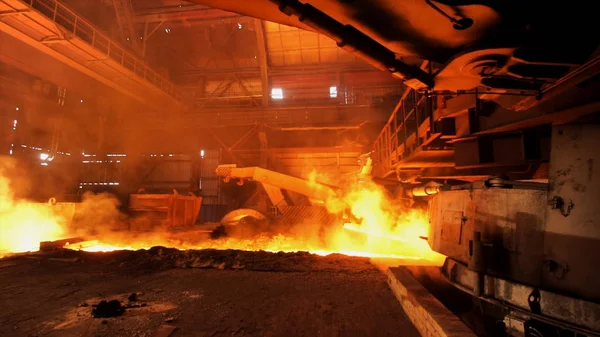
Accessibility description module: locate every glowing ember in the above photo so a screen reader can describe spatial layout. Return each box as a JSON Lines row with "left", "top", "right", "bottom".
{"left": 61, "top": 235, "right": 426, "bottom": 261}
{"left": 62, "top": 239, "right": 421, "bottom": 260}
{"left": 63, "top": 240, "right": 140, "bottom": 252}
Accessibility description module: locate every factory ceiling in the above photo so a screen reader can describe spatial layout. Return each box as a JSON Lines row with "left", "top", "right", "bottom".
{"left": 48, "top": 0, "right": 406, "bottom": 110}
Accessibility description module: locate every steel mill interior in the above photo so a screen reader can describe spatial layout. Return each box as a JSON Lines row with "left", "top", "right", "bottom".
{"left": 1, "top": 0, "right": 599, "bottom": 336}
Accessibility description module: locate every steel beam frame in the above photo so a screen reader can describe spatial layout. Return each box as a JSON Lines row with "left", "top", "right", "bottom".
{"left": 209, "top": 125, "right": 258, "bottom": 166}
{"left": 135, "top": 6, "right": 240, "bottom": 23}
{"left": 253, "top": 19, "right": 269, "bottom": 106}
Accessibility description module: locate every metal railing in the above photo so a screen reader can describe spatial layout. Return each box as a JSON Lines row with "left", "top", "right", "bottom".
{"left": 186, "top": 83, "right": 403, "bottom": 109}
{"left": 372, "top": 83, "right": 434, "bottom": 176}
{"left": 111, "top": 0, "right": 138, "bottom": 51}
{"left": 16, "top": 0, "right": 185, "bottom": 102}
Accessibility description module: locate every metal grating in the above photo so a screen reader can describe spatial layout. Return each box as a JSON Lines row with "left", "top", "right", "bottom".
{"left": 279, "top": 205, "right": 339, "bottom": 226}
{"left": 263, "top": 21, "right": 358, "bottom": 66}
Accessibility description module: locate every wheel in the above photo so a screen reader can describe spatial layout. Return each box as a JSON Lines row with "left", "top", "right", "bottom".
{"left": 211, "top": 209, "right": 269, "bottom": 239}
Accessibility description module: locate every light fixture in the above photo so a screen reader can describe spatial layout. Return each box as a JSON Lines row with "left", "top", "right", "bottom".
{"left": 237, "top": 23, "right": 242, "bottom": 30}
{"left": 271, "top": 88, "right": 283, "bottom": 100}
{"left": 40, "top": 153, "right": 49, "bottom": 160}
{"left": 329, "top": 86, "right": 338, "bottom": 98}
{"left": 200, "top": 149, "right": 205, "bottom": 158}
{"left": 165, "top": 28, "right": 171, "bottom": 33}
{"left": 15, "top": 107, "right": 20, "bottom": 111}
{"left": 80, "top": 99, "right": 84, "bottom": 103}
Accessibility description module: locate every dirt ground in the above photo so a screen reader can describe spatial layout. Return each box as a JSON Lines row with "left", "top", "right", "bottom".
{"left": 0, "top": 248, "right": 420, "bottom": 337}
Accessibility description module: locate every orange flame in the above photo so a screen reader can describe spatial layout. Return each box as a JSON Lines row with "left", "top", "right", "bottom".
{"left": 315, "top": 176, "right": 445, "bottom": 264}
{"left": 1, "top": 164, "right": 444, "bottom": 266}
{"left": 0, "top": 174, "right": 66, "bottom": 256}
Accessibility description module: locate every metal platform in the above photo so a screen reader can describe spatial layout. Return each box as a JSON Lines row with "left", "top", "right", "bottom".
{"left": 0, "top": 0, "right": 186, "bottom": 110}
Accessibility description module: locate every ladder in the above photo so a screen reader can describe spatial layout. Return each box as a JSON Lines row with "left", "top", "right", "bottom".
{"left": 111, "top": 0, "right": 140, "bottom": 53}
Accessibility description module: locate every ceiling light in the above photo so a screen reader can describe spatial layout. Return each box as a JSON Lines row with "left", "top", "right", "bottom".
{"left": 271, "top": 88, "right": 283, "bottom": 100}
{"left": 237, "top": 23, "right": 242, "bottom": 30}
{"left": 330, "top": 86, "right": 338, "bottom": 98}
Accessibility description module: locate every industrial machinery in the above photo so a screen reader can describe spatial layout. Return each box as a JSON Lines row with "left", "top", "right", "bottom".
{"left": 128, "top": 191, "right": 203, "bottom": 228}
{"left": 422, "top": 124, "right": 600, "bottom": 336}
{"left": 186, "top": 0, "right": 600, "bottom": 334}
{"left": 215, "top": 164, "right": 342, "bottom": 230}
{"left": 2, "top": 0, "right": 595, "bottom": 333}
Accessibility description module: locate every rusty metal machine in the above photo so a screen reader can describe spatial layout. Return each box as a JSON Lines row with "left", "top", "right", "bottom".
{"left": 128, "top": 191, "right": 202, "bottom": 228}
{"left": 215, "top": 164, "right": 341, "bottom": 228}
{"left": 149, "top": 0, "right": 599, "bottom": 333}
{"left": 423, "top": 124, "right": 600, "bottom": 336}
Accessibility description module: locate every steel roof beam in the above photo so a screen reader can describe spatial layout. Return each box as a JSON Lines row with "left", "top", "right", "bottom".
{"left": 135, "top": 7, "right": 240, "bottom": 23}
{"left": 253, "top": 19, "right": 270, "bottom": 106}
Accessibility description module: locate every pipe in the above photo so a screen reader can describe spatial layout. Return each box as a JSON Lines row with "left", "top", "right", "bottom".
{"left": 270, "top": 0, "right": 433, "bottom": 90}
{"left": 410, "top": 185, "right": 440, "bottom": 197}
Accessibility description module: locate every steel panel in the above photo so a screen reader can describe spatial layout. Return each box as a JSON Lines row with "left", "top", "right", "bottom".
{"left": 145, "top": 160, "right": 192, "bottom": 183}
{"left": 543, "top": 124, "right": 600, "bottom": 301}
{"left": 429, "top": 186, "right": 548, "bottom": 287}
{"left": 198, "top": 204, "right": 229, "bottom": 223}
{"left": 128, "top": 193, "right": 202, "bottom": 227}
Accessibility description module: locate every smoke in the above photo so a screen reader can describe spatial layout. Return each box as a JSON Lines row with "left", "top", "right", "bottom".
{"left": 70, "top": 192, "right": 125, "bottom": 237}
{"left": 0, "top": 156, "right": 141, "bottom": 254}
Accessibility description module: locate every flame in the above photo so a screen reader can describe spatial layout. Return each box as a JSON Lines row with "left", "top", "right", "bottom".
{"left": 1, "top": 163, "right": 444, "bottom": 266}
{"left": 0, "top": 174, "right": 66, "bottom": 256}
{"left": 321, "top": 177, "right": 445, "bottom": 264}
{"left": 62, "top": 234, "right": 428, "bottom": 261}
{"left": 62, "top": 173, "right": 444, "bottom": 265}
{"left": 63, "top": 240, "right": 138, "bottom": 252}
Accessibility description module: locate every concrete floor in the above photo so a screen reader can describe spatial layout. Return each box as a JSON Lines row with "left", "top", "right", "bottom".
{"left": 0, "top": 249, "right": 421, "bottom": 337}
